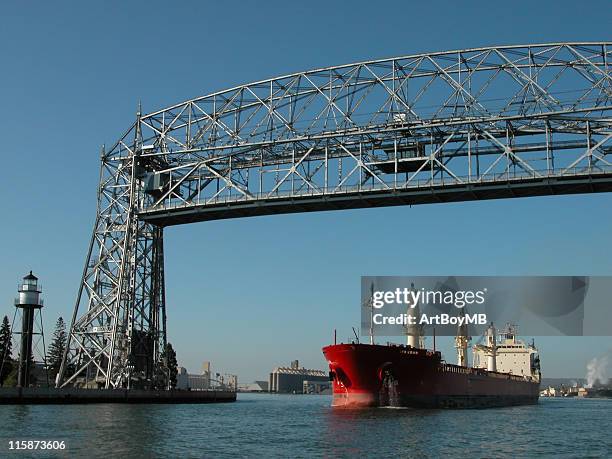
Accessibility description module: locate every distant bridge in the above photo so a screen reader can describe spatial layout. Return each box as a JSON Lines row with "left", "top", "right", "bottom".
{"left": 59, "top": 43, "right": 612, "bottom": 388}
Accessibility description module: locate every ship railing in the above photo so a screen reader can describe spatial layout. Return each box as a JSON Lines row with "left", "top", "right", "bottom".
{"left": 440, "top": 363, "right": 533, "bottom": 382}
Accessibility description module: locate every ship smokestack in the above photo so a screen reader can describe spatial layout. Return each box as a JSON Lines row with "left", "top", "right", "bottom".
{"left": 486, "top": 323, "right": 497, "bottom": 372}
{"left": 406, "top": 283, "right": 421, "bottom": 348}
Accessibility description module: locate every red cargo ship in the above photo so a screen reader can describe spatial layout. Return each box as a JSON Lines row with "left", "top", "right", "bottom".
{"left": 322, "top": 325, "right": 541, "bottom": 409}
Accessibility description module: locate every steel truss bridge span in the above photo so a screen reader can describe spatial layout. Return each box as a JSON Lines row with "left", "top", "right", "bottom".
{"left": 59, "top": 43, "right": 612, "bottom": 388}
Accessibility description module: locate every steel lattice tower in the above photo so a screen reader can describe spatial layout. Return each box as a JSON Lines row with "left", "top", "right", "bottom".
{"left": 58, "top": 116, "right": 167, "bottom": 388}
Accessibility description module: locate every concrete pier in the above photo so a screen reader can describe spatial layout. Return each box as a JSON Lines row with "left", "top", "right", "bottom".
{"left": 0, "top": 387, "right": 236, "bottom": 404}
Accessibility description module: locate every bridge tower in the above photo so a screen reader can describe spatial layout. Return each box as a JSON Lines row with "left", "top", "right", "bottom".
{"left": 57, "top": 114, "right": 167, "bottom": 389}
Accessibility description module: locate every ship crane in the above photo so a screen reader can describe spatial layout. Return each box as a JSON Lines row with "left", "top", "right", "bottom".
{"left": 454, "top": 310, "right": 471, "bottom": 367}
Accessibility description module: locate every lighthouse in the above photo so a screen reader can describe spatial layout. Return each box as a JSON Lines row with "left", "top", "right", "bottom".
{"left": 15, "top": 271, "right": 44, "bottom": 387}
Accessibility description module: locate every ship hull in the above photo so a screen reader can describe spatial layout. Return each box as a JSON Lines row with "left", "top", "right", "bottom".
{"left": 323, "top": 343, "right": 539, "bottom": 409}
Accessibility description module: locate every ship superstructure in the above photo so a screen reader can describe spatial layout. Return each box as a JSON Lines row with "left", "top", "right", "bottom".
{"left": 473, "top": 324, "right": 541, "bottom": 381}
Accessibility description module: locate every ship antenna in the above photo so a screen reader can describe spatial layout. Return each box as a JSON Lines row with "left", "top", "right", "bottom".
{"left": 352, "top": 327, "right": 360, "bottom": 344}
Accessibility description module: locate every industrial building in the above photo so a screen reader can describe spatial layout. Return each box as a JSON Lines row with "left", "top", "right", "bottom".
{"left": 268, "top": 360, "right": 328, "bottom": 393}
{"left": 177, "top": 367, "right": 210, "bottom": 390}
{"left": 240, "top": 381, "right": 269, "bottom": 392}
{"left": 177, "top": 361, "right": 212, "bottom": 390}
{"left": 176, "top": 362, "right": 237, "bottom": 391}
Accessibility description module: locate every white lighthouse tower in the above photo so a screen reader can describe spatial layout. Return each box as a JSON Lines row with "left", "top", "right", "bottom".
{"left": 14, "top": 271, "right": 47, "bottom": 387}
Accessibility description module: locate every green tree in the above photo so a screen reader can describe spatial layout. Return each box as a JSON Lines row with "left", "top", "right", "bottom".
{"left": 0, "top": 316, "right": 38, "bottom": 387}
{"left": 3, "top": 368, "right": 17, "bottom": 387}
{"left": 47, "top": 317, "right": 67, "bottom": 384}
{"left": 160, "top": 343, "right": 178, "bottom": 389}
{"left": 0, "top": 316, "right": 13, "bottom": 385}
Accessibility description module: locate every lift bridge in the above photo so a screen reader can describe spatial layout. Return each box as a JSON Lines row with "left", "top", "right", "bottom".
{"left": 58, "top": 42, "right": 612, "bottom": 388}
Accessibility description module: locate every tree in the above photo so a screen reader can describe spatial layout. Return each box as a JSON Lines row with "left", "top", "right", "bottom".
{"left": 0, "top": 316, "right": 13, "bottom": 385}
{"left": 160, "top": 343, "right": 178, "bottom": 389}
{"left": 3, "top": 368, "right": 17, "bottom": 387}
{"left": 47, "top": 317, "right": 67, "bottom": 384}
{"left": 0, "top": 315, "right": 38, "bottom": 387}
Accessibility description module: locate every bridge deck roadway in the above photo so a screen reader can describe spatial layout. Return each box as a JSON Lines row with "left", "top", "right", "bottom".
{"left": 139, "top": 170, "right": 612, "bottom": 226}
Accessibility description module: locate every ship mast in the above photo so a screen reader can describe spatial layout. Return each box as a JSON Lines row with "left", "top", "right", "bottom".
{"left": 369, "top": 283, "right": 374, "bottom": 345}
{"left": 485, "top": 323, "right": 497, "bottom": 372}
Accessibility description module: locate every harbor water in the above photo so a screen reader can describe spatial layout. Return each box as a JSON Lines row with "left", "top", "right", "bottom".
{"left": 0, "top": 393, "right": 610, "bottom": 458}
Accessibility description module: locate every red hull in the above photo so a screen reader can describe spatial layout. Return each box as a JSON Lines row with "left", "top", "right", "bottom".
{"left": 322, "top": 343, "right": 540, "bottom": 408}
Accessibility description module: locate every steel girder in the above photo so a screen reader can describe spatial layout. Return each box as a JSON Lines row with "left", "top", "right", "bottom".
{"left": 58, "top": 43, "right": 611, "bottom": 387}
{"left": 132, "top": 43, "right": 612, "bottom": 224}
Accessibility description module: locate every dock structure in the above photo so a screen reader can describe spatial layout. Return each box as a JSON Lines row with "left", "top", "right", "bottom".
{"left": 0, "top": 388, "right": 236, "bottom": 405}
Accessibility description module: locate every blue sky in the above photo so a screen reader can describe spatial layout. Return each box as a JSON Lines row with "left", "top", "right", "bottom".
{"left": 0, "top": 1, "right": 611, "bottom": 382}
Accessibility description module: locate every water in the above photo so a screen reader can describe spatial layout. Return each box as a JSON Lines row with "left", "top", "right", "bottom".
{"left": 0, "top": 394, "right": 610, "bottom": 458}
